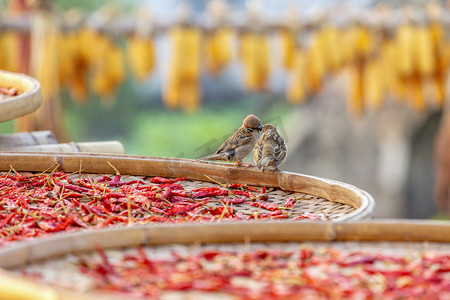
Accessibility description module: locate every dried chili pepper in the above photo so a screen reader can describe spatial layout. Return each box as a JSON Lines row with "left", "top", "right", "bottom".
{"left": 0, "top": 87, "right": 18, "bottom": 96}
{"left": 291, "top": 213, "right": 321, "bottom": 220}
{"left": 245, "top": 201, "right": 279, "bottom": 211}
{"left": 283, "top": 197, "right": 295, "bottom": 208}
{"left": 150, "top": 177, "right": 186, "bottom": 184}
{"left": 231, "top": 190, "right": 255, "bottom": 198}
{"left": 191, "top": 187, "right": 228, "bottom": 198}
{"left": 220, "top": 196, "right": 246, "bottom": 205}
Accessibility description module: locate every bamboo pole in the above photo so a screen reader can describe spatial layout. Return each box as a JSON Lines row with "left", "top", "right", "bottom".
{"left": 0, "top": 141, "right": 125, "bottom": 154}
{"left": 0, "top": 131, "right": 57, "bottom": 147}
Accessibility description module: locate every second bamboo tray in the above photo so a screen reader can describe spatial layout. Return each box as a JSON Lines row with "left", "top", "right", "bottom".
{"left": 0, "top": 220, "right": 448, "bottom": 300}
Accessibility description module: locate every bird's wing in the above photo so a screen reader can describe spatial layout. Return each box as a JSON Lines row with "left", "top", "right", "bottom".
{"left": 253, "top": 135, "right": 264, "bottom": 165}
{"left": 216, "top": 127, "right": 252, "bottom": 155}
{"left": 272, "top": 132, "right": 287, "bottom": 163}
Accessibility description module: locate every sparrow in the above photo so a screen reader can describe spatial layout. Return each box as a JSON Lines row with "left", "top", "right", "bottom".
{"left": 199, "top": 114, "right": 263, "bottom": 163}
{"left": 253, "top": 124, "right": 287, "bottom": 171}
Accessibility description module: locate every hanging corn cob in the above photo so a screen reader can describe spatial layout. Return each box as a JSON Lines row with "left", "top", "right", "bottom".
{"left": 302, "top": 12, "right": 331, "bottom": 96}
{"left": 240, "top": 1, "right": 270, "bottom": 92}
{"left": 363, "top": 56, "right": 385, "bottom": 110}
{"left": 84, "top": 6, "right": 125, "bottom": 105}
{"left": 204, "top": 0, "right": 232, "bottom": 75}
{"left": 62, "top": 26, "right": 99, "bottom": 102}
{"left": 279, "top": 28, "right": 296, "bottom": 70}
{"left": 163, "top": 4, "right": 202, "bottom": 112}
{"left": 286, "top": 48, "right": 306, "bottom": 103}
{"left": 316, "top": 23, "right": 342, "bottom": 73}
{"left": 361, "top": 6, "right": 392, "bottom": 112}
{"left": 345, "top": 21, "right": 373, "bottom": 117}
{"left": 126, "top": 9, "right": 155, "bottom": 81}
{"left": 279, "top": 8, "right": 301, "bottom": 71}
{"left": 127, "top": 35, "right": 155, "bottom": 81}
{"left": 240, "top": 31, "right": 270, "bottom": 92}
{"left": 205, "top": 27, "right": 232, "bottom": 75}
{"left": 55, "top": 10, "right": 92, "bottom": 103}
{"left": 280, "top": 8, "right": 307, "bottom": 103}
{"left": 90, "top": 32, "right": 125, "bottom": 103}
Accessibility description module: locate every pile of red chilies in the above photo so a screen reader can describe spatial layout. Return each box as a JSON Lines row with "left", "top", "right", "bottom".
{"left": 0, "top": 171, "right": 317, "bottom": 244}
{"left": 0, "top": 87, "right": 18, "bottom": 96}
{"left": 76, "top": 246, "right": 450, "bottom": 299}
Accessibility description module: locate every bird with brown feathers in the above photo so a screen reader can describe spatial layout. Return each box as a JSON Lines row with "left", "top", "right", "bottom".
{"left": 199, "top": 114, "right": 263, "bottom": 163}
{"left": 253, "top": 124, "right": 287, "bottom": 171}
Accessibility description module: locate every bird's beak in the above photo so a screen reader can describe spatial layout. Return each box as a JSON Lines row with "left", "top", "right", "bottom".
{"left": 258, "top": 124, "right": 263, "bottom": 131}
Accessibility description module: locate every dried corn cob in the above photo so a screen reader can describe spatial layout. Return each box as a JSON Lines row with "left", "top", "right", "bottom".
{"left": 163, "top": 25, "right": 202, "bottom": 112}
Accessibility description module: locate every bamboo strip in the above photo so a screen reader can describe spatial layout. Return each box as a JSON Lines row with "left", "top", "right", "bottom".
{"left": 335, "top": 220, "right": 450, "bottom": 243}
{"left": 0, "top": 141, "right": 125, "bottom": 154}
{"left": 0, "top": 131, "right": 57, "bottom": 147}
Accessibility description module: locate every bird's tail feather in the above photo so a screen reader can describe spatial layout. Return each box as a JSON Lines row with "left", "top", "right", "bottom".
{"left": 197, "top": 153, "right": 225, "bottom": 161}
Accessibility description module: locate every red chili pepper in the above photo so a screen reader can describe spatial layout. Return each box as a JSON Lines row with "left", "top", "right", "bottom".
{"left": 150, "top": 177, "right": 186, "bottom": 184}
{"left": 220, "top": 196, "right": 246, "bottom": 205}
{"left": 0, "top": 213, "right": 17, "bottom": 228}
{"left": 0, "top": 87, "right": 18, "bottom": 96}
{"left": 259, "top": 210, "right": 285, "bottom": 219}
{"left": 39, "top": 216, "right": 74, "bottom": 232}
{"left": 231, "top": 190, "right": 255, "bottom": 198}
{"left": 208, "top": 206, "right": 234, "bottom": 216}
{"left": 245, "top": 201, "right": 279, "bottom": 211}
{"left": 170, "top": 190, "right": 190, "bottom": 197}
{"left": 154, "top": 183, "right": 185, "bottom": 190}
{"left": 192, "top": 187, "right": 228, "bottom": 198}
{"left": 227, "top": 183, "right": 244, "bottom": 189}
{"left": 148, "top": 207, "right": 168, "bottom": 216}
{"left": 283, "top": 197, "right": 295, "bottom": 208}
{"left": 168, "top": 201, "right": 208, "bottom": 216}
{"left": 54, "top": 180, "right": 91, "bottom": 194}
{"left": 291, "top": 213, "right": 321, "bottom": 221}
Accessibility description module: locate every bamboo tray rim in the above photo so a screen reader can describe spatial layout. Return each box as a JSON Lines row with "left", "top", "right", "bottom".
{"left": 0, "top": 70, "right": 42, "bottom": 123}
{"left": 0, "top": 152, "right": 375, "bottom": 222}
{"left": 0, "top": 220, "right": 449, "bottom": 270}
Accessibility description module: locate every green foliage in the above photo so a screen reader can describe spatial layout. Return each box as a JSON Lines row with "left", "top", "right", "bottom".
{"left": 0, "top": 120, "right": 14, "bottom": 134}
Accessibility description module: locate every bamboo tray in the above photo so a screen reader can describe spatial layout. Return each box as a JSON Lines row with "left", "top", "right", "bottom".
{"left": 0, "top": 152, "right": 374, "bottom": 222}
{"left": 0, "top": 70, "right": 41, "bottom": 123}
{"left": 0, "top": 220, "right": 448, "bottom": 300}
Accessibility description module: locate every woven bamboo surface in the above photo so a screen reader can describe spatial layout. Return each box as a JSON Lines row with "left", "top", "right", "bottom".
{"left": 0, "top": 152, "right": 375, "bottom": 221}
{"left": 0, "top": 221, "right": 448, "bottom": 300}
{"left": 0, "top": 70, "right": 41, "bottom": 122}
{"left": 84, "top": 172, "right": 354, "bottom": 221}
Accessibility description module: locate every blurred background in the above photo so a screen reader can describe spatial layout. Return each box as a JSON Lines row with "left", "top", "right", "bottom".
{"left": 0, "top": 0, "right": 449, "bottom": 219}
